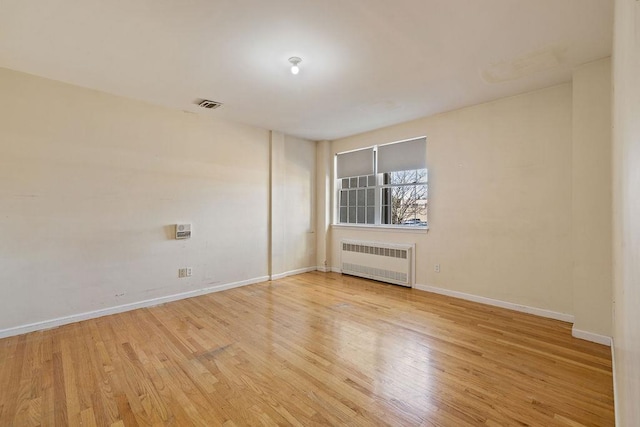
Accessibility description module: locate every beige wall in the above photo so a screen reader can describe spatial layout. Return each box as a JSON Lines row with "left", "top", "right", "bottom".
{"left": 316, "top": 140, "right": 332, "bottom": 270}
{"left": 571, "top": 58, "right": 613, "bottom": 337}
{"left": 0, "top": 68, "right": 314, "bottom": 334}
{"left": 612, "top": 0, "right": 640, "bottom": 424}
{"left": 330, "top": 84, "right": 575, "bottom": 315}
{"left": 270, "top": 131, "right": 286, "bottom": 276}
{"left": 270, "top": 132, "right": 317, "bottom": 277}
{"left": 282, "top": 135, "right": 316, "bottom": 274}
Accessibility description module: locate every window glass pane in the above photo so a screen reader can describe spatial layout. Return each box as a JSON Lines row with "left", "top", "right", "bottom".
{"left": 348, "top": 207, "right": 356, "bottom": 223}
{"left": 368, "top": 175, "right": 376, "bottom": 187}
{"left": 390, "top": 170, "right": 417, "bottom": 185}
{"left": 415, "top": 184, "right": 428, "bottom": 225}
{"left": 382, "top": 183, "right": 428, "bottom": 225}
{"left": 348, "top": 190, "right": 357, "bottom": 206}
{"left": 342, "top": 178, "right": 350, "bottom": 189}
{"left": 339, "top": 207, "right": 347, "bottom": 223}
{"left": 340, "top": 190, "right": 348, "bottom": 207}
{"left": 358, "top": 176, "right": 368, "bottom": 187}
{"left": 416, "top": 168, "right": 428, "bottom": 183}
{"left": 381, "top": 204, "right": 390, "bottom": 224}
{"left": 357, "top": 207, "right": 365, "bottom": 224}
{"left": 350, "top": 177, "right": 358, "bottom": 188}
{"left": 367, "top": 207, "right": 375, "bottom": 224}
{"left": 357, "top": 189, "right": 366, "bottom": 205}
{"left": 381, "top": 187, "right": 390, "bottom": 205}
{"left": 416, "top": 184, "right": 428, "bottom": 201}
{"left": 393, "top": 185, "right": 406, "bottom": 224}
{"left": 366, "top": 188, "right": 375, "bottom": 206}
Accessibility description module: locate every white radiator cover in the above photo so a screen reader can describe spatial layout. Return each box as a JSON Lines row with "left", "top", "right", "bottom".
{"left": 340, "top": 239, "right": 415, "bottom": 287}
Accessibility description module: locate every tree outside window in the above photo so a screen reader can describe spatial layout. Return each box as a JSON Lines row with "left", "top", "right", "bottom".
{"left": 382, "top": 169, "right": 428, "bottom": 226}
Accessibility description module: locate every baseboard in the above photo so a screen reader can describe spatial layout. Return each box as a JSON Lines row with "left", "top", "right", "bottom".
{"left": 571, "top": 327, "right": 612, "bottom": 346}
{"left": 0, "top": 275, "right": 270, "bottom": 339}
{"left": 414, "top": 283, "right": 575, "bottom": 323}
{"left": 270, "top": 266, "right": 318, "bottom": 281}
{"left": 611, "top": 338, "right": 619, "bottom": 427}
{"left": 317, "top": 266, "right": 341, "bottom": 273}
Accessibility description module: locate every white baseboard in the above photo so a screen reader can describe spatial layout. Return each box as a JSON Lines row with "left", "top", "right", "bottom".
{"left": 316, "top": 266, "right": 329, "bottom": 273}
{"left": 414, "top": 283, "right": 575, "bottom": 323}
{"left": 571, "top": 327, "right": 612, "bottom": 346}
{"left": 0, "top": 275, "right": 270, "bottom": 339}
{"left": 611, "top": 338, "right": 619, "bottom": 426}
{"left": 330, "top": 267, "right": 342, "bottom": 273}
{"left": 270, "top": 266, "right": 318, "bottom": 280}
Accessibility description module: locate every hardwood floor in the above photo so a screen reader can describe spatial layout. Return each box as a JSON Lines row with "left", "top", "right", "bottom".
{"left": 0, "top": 272, "right": 614, "bottom": 426}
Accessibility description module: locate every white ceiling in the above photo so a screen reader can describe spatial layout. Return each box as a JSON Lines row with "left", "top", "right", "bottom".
{"left": 0, "top": 0, "right": 613, "bottom": 141}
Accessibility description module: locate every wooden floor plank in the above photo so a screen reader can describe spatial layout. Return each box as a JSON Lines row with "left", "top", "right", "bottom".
{"left": 0, "top": 272, "right": 614, "bottom": 426}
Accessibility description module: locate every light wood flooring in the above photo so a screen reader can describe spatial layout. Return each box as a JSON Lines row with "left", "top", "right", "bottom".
{"left": 0, "top": 272, "right": 614, "bottom": 426}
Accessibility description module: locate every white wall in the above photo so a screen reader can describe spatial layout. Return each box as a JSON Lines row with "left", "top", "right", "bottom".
{"left": 571, "top": 58, "right": 613, "bottom": 338}
{"left": 330, "top": 84, "right": 576, "bottom": 316}
{"left": 0, "top": 68, "right": 314, "bottom": 334}
{"left": 612, "top": 0, "right": 640, "bottom": 424}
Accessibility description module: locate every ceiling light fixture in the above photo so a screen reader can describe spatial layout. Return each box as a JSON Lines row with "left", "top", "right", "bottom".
{"left": 289, "top": 57, "right": 302, "bottom": 75}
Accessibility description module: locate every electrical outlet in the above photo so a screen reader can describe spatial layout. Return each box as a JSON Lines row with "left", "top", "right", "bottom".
{"left": 434, "top": 264, "right": 440, "bottom": 273}
{"left": 186, "top": 267, "right": 192, "bottom": 277}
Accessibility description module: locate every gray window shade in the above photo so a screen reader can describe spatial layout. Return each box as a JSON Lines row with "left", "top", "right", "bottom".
{"left": 377, "top": 137, "right": 426, "bottom": 173}
{"left": 336, "top": 147, "right": 374, "bottom": 178}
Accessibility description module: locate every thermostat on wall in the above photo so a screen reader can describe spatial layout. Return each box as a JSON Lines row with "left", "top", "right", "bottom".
{"left": 175, "top": 224, "right": 192, "bottom": 239}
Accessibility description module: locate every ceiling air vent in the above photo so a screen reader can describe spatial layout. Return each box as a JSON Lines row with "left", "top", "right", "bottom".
{"left": 196, "top": 99, "right": 223, "bottom": 109}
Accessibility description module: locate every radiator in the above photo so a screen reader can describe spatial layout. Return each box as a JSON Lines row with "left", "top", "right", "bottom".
{"left": 340, "top": 239, "right": 414, "bottom": 287}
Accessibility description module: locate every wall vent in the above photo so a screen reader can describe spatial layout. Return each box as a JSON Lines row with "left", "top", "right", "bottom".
{"left": 196, "top": 99, "right": 223, "bottom": 109}
{"left": 342, "top": 242, "right": 408, "bottom": 259}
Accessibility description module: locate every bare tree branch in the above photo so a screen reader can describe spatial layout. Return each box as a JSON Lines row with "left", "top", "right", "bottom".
{"left": 387, "top": 170, "right": 428, "bottom": 224}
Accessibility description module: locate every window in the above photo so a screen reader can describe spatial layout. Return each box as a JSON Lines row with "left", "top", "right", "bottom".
{"left": 336, "top": 137, "right": 428, "bottom": 227}
{"left": 339, "top": 175, "right": 376, "bottom": 224}
{"left": 381, "top": 169, "right": 428, "bottom": 226}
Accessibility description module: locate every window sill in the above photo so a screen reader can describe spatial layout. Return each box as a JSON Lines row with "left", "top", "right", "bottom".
{"left": 331, "top": 224, "right": 429, "bottom": 233}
